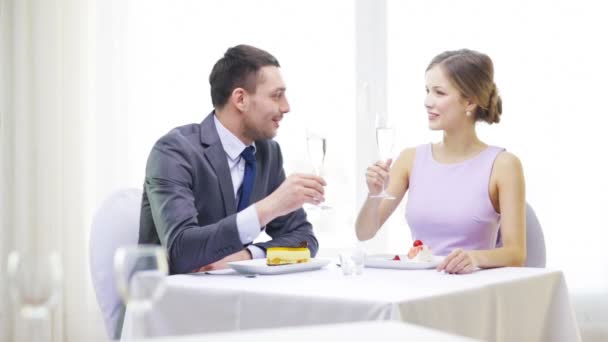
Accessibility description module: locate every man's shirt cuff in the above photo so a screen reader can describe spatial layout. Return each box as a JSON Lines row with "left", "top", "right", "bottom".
{"left": 236, "top": 205, "right": 262, "bottom": 244}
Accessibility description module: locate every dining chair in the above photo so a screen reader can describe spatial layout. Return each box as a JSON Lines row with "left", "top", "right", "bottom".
{"left": 89, "top": 188, "right": 142, "bottom": 339}
{"left": 496, "top": 202, "right": 546, "bottom": 267}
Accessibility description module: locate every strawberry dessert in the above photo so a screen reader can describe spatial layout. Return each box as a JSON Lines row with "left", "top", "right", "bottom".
{"left": 393, "top": 240, "right": 434, "bottom": 262}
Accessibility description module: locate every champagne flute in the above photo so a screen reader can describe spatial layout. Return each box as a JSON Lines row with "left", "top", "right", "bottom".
{"left": 370, "top": 114, "right": 395, "bottom": 199}
{"left": 114, "top": 245, "right": 168, "bottom": 339}
{"left": 306, "top": 130, "right": 331, "bottom": 210}
{"left": 7, "top": 250, "right": 62, "bottom": 342}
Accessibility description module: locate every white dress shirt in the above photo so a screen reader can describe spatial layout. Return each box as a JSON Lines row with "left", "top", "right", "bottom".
{"left": 213, "top": 115, "right": 265, "bottom": 259}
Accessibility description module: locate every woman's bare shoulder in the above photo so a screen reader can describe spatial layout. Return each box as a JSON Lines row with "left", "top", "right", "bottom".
{"left": 494, "top": 151, "right": 523, "bottom": 171}
{"left": 493, "top": 151, "right": 525, "bottom": 184}
{"left": 397, "top": 146, "right": 417, "bottom": 163}
{"left": 392, "top": 147, "right": 418, "bottom": 175}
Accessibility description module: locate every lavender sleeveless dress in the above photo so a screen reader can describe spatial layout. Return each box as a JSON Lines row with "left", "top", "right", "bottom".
{"left": 405, "top": 143, "right": 505, "bottom": 256}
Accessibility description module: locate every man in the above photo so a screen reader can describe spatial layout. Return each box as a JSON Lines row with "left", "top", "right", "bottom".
{"left": 139, "top": 45, "right": 326, "bottom": 274}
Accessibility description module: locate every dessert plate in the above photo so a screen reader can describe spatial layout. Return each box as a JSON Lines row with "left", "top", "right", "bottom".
{"left": 228, "top": 258, "right": 330, "bottom": 275}
{"left": 365, "top": 254, "right": 444, "bottom": 270}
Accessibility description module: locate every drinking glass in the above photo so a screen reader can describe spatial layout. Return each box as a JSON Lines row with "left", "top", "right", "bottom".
{"left": 7, "top": 250, "right": 62, "bottom": 341}
{"left": 339, "top": 247, "right": 366, "bottom": 276}
{"left": 306, "top": 130, "right": 331, "bottom": 210}
{"left": 369, "top": 113, "right": 395, "bottom": 199}
{"left": 351, "top": 247, "right": 366, "bottom": 275}
{"left": 114, "top": 245, "right": 168, "bottom": 339}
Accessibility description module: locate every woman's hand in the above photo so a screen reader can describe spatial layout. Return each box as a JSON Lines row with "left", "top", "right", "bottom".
{"left": 436, "top": 248, "right": 478, "bottom": 274}
{"left": 366, "top": 159, "right": 392, "bottom": 196}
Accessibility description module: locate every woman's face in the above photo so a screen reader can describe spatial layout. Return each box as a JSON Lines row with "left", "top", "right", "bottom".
{"left": 424, "top": 65, "right": 472, "bottom": 131}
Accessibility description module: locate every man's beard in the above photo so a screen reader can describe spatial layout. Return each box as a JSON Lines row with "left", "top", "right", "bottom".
{"left": 241, "top": 117, "right": 275, "bottom": 142}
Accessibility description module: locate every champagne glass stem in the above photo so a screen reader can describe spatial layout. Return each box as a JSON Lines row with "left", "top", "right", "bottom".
{"left": 133, "top": 308, "right": 147, "bottom": 339}
{"left": 17, "top": 307, "right": 51, "bottom": 342}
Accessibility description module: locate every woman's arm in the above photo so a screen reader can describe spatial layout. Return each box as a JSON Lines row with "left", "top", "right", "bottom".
{"left": 473, "top": 151, "right": 527, "bottom": 267}
{"left": 355, "top": 148, "right": 416, "bottom": 241}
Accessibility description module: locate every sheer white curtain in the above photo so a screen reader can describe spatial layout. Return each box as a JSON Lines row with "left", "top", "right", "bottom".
{"left": 0, "top": 2, "right": 10, "bottom": 339}
{"left": 0, "top": 0, "right": 105, "bottom": 340}
{"left": 0, "top": 1, "right": 12, "bottom": 341}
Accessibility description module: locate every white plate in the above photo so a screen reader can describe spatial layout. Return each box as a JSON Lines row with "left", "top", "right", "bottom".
{"left": 365, "top": 254, "right": 444, "bottom": 270}
{"left": 228, "top": 258, "right": 331, "bottom": 275}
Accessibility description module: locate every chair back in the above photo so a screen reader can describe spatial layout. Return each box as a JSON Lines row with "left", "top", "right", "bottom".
{"left": 496, "top": 203, "right": 546, "bottom": 267}
{"left": 89, "top": 188, "right": 142, "bottom": 339}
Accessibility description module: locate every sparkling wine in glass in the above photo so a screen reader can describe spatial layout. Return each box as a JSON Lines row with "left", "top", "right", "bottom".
{"left": 306, "top": 131, "right": 330, "bottom": 210}
{"left": 370, "top": 115, "right": 395, "bottom": 199}
{"left": 114, "top": 245, "right": 168, "bottom": 339}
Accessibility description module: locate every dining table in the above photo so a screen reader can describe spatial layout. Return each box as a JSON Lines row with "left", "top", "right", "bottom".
{"left": 133, "top": 320, "right": 482, "bottom": 341}
{"left": 121, "top": 261, "right": 581, "bottom": 341}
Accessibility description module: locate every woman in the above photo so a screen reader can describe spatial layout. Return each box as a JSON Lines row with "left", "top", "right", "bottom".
{"left": 356, "top": 49, "right": 526, "bottom": 274}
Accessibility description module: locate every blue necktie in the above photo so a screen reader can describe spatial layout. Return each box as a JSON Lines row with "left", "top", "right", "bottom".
{"left": 237, "top": 146, "right": 256, "bottom": 212}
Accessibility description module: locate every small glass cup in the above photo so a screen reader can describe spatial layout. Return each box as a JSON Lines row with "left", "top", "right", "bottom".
{"left": 339, "top": 248, "right": 365, "bottom": 276}
{"left": 339, "top": 253, "right": 355, "bottom": 275}
{"left": 351, "top": 248, "right": 366, "bottom": 275}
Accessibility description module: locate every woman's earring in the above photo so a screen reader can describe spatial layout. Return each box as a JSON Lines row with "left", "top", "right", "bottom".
{"left": 466, "top": 111, "right": 472, "bottom": 117}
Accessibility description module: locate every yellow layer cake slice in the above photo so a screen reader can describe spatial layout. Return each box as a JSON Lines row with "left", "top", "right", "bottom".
{"left": 266, "top": 247, "right": 311, "bottom": 266}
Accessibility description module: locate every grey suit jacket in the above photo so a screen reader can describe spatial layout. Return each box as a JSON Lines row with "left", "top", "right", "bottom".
{"left": 139, "top": 112, "right": 318, "bottom": 274}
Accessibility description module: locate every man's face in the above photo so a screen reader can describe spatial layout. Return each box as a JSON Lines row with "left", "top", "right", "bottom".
{"left": 241, "top": 66, "right": 290, "bottom": 141}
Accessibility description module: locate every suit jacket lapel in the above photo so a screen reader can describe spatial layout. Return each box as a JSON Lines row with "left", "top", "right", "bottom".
{"left": 200, "top": 112, "right": 236, "bottom": 215}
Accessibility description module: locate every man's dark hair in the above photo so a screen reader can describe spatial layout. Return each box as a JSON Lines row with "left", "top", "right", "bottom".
{"left": 209, "top": 45, "right": 280, "bottom": 109}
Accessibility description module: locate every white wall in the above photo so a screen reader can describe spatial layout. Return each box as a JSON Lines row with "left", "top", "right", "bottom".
{"left": 118, "top": 0, "right": 360, "bottom": 250}
{"left": 386, "top": 0, "right": 608, "bottom": 292}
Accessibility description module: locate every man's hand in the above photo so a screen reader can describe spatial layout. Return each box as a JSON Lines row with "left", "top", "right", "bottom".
{"left": 255, "top": 173, "right": 326, "bottom": 226}
{"left": 192, "top": 249, "right": 252, "bottom": 273}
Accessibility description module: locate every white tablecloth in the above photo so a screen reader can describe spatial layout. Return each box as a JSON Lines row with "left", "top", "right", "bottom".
{"left": 141, "top": 321, "right": 480, "bottom": 341}
{"left": 123, "top": 265, "right": 581, "bottom": 342}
